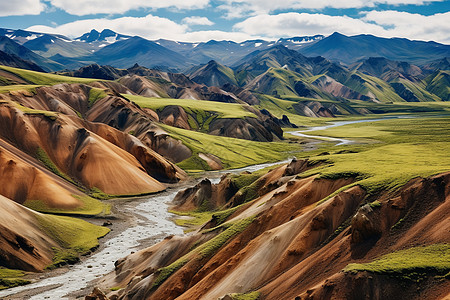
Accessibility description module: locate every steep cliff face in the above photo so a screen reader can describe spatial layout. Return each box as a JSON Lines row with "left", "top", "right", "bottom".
{"left": 93, "top": 160, "right": 449, "bottom": 300}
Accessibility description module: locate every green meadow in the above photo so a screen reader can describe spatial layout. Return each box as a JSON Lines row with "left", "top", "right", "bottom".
{"left": 288, "top": 116, "right": 450, "bottom": 197}
{"left": 124, "top": 94, "right": 256, "bottom": 119}
{"left": 160, "top": 123, "right": 299, "bottom": 171}
{"left": 0, "top": 65, "right": 97, "bottom": 86}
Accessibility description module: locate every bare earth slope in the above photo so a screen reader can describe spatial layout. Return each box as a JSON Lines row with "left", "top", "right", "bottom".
{"left": 96, "top": 160, "right": 450, "bottom": 300}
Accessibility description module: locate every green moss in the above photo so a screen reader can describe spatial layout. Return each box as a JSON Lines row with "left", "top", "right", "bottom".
{"left": 88, "top": 88, "right": 107, "bottom": 107}
{"left": 89, "top": 187, "right": 113, "bottom": 200}
{"left": 48, "top": 247, "right": 80, "bottom": 269}
{"left": 151, "top": 216, "right": 256, "bottom": 289}
{"left": 210, "top": 206, "right": 241, "bottom": 227}
{"left": 152, "top": 258, "right": 189, "bottom": 289}
{"left": 344, "top": 244, "right": 450, "bottom": 280}
{"left": 231, "top": 291, "right": 261, "bottom": 300}
{"left": 170, "top": 210, "right": 213, "bottom": 228}
{"left": 35, "top": 147, "right": 75, "bottom": 184}
{"left": 0, "top": 268, "right": 30, "bottom": 290}
{"left": 197, "top": 216, "right": 255, "bottom": 258}
{"left": 369, "top": 200, "right": 382, "bottom": 208}
{"left": 24, "top": 194, "right": 110, "bottom": 216}
{"left": 35, "top": 214, "right": 110, "bottom": 268}
{"left": 110, "top": 287, "right": 121, "bottom": 291}
{"left": 0, "top": 84, "right": 42, "bottom": 93}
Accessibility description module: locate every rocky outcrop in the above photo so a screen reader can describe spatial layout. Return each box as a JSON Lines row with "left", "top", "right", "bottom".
{"left": 85, "top": 287, "right": 110, "bottom": 300}
{"left": 350, "top": 204, "right": 382, "bottom": 244}
{"left": 158, "top": 105, "right": 191, "bottom": 130}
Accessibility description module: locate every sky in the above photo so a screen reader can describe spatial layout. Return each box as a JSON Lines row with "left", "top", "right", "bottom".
{"left": 0, "top": 0, "right": 449, "bottom": 43}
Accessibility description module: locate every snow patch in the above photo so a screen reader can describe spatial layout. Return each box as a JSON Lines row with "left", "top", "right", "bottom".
{"left": 105, "top": 36, "right": 116, "bottom": 43}
{"left": 255, "top": 42, "right": 262, "bottom": 47}
{"left": 25, "top": 34, "right": 41, "bottom": 41}
{"left": 50, "top": 39, "right": 54, "bottom": 43}
{"left": 98, "top": 44, "right": 107, "bottom": 48}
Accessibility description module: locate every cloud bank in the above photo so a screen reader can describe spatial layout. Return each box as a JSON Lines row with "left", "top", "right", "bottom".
{"left": 27, "top": 11, "right": 450, "bottom": 44}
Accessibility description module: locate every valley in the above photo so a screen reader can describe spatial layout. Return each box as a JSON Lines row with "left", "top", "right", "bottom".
{"left": 0, "top": 26, "right": 448, "bottom": 300}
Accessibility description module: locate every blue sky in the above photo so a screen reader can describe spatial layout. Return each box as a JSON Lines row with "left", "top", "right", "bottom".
{"left": 0, "top": 0, "right": 449, "bottom": 43}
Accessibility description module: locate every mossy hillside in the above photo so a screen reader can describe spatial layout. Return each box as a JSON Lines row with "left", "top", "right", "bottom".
{"left": 424, "top": 70, "right": 450, "bottom": 101}
{"left": 0, "top": 268, "right": 30, "bottom": 290}
{"left": 0, "top": 65, "right": 97, "bottom": 86}
{"left": 35, "top": 147, "right": 74, "bottom": 183}
{"left": 151, "top": 216, "right": 256, "bottom": 289}
{"left": 256, "top": 68, "right": 330, "bottom": 99}
{"left": 152, "top": 257, "right": 189, "bottom": 289}
{"left": 36, "top": 214, "right": 110, "bottom": 268}
{"left": 171, "top": 173, "right": 262, "bottom": 230}
{"left": 13, "top": 102, "right": 58, "bottom": 120}
{"left": 24, "top": 194, "right": 111, "bottom": 216}
{"left": 256, "top": 94, "right": 329, "bottom": 126}
{"left": 344, "top": 244, "right": 450, "bottom": 279}
{"left": 342, "top": 71, "right": 405, "bottom": 103}
{"left": 391, "top": 78, "right": 441, "bottom": 102}
{"left": 231, "top": 291, "right": 261, "bottom": 300}
{"left": 171, "top": 168, "right": 272, "bottom": 231}
{"left": 88, "top": 87, "right": 108, "bottom": 107}
{"left": 170, "top": 210, "right": 214, "bottom": 229}
{"left": 0, "top": 84, "right": 42, "bottom": 93}
{"left": 160, "top": 124, "right": 299, "bottom": 171}
{"left": 123, "top": 94, "right": 256, "bottom": 119}
{"left": 0, "top": 75, "right": 14, "bottom": 85}
{"left": 295, "top": 116, "right": 450, "bottom": 196}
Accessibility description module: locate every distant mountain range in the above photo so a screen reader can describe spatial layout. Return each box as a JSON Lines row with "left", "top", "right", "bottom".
{"left": 1, "top": 28, "right": 449, "bottom": 73}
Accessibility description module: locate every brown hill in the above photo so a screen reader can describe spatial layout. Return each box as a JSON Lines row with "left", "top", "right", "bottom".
{"left": 94, "top": 160, "right": 450, "bottom": 300}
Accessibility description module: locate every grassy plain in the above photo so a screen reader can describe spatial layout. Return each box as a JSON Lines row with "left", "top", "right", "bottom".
{"left": 0, "top": 65, "right": 96, "bottom": 86}
{"left": 124, "top": 94, "right": 256, "bottom": 119}
{"left": 160, "top": 124, "right": 299, "bottom": 171}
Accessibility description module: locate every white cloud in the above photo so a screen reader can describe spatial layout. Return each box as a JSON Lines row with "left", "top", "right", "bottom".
{"left": 363, "top": 10, "right": 450, "bottom": 44}
{"left": 26, "top": 14, "right": 259, "bottom": 42}
{"left": 0, "top": 0, "right": 45, "bottom": 17}
{"left": 48, "top": 0, "right": 209, "bottom": 16}
{"left": 25, "top": 10, "right": 450, "bottom": 44}
{"left": 27, "top": 15, "right": 188, "bottom": 39}
{"left": 233, "top": 13, "right": 387, "bottom": 37}
{"left": 233, "top": 11, "right": 450, "bottom": 44}
{"left": 218, "top": 0, "right": 446, "bottom": 19}
{"left": 182, "top": 16, "right": 215, "bottom": 26}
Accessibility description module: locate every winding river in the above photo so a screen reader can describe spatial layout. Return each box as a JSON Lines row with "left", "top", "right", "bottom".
{"left": 0, "top": 115, "right": 411, "bottom": 299}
